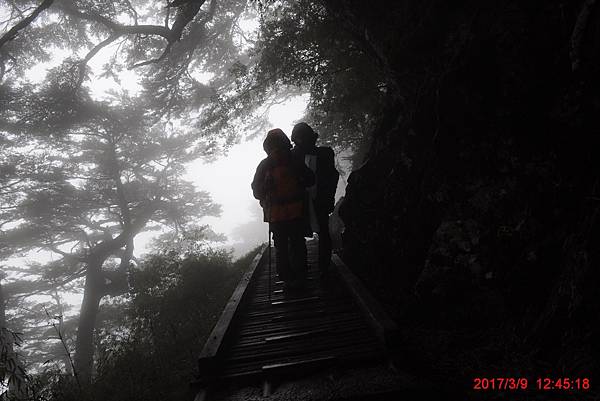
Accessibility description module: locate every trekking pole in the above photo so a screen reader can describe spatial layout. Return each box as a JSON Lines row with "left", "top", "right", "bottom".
{"left": 266, "top": 186, "right": 272, "bottom": 303}
{"left": 268, "top": 212, "right": 272, "bottom": 303}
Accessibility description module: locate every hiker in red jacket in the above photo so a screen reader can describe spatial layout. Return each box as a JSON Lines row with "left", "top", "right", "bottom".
{"left": 252, "top": 129, "right": 315, "bottom": 289}
{"left": 291, "top": 122, "right": 339, "bottom": 276}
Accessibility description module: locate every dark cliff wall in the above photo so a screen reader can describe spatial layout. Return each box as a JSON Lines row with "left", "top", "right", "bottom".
{"left": 334, "top": 0, "right": 600, "bottom": 382}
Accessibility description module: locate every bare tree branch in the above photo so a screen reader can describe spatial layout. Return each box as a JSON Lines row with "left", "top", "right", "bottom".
{"left": 55, "top": 0, "right": 211, "bottom": 70}
{"left": 165, "top": 3, "right": 172, "bottom": 28}
{"left": 0, "top": 0, "right": 55, "bottom": 50}
{"left": 57, "top": 0, "right": 209, "bottom": 44}
{"left": 76, "top": 33, "right": 120, "bottom": 86}
{"left": 123, "top": 0, "right": 139, "bottom": 25}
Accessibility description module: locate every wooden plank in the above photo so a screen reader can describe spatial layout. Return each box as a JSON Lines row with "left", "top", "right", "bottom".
{"left": 331, "top": 254, "right": 399, "bottom": 350}
{"left": 264, "top": 328, "right": 329, "bottom": 343}
{"left": 262, "top": 356, "right": 337, "bottom": 374}
{"left": 270, "top": 296, "right": 320, "bottom": 306}
{"left": 197, "top": 245, "right": 267, "bottom": 374}
{"left": 269, "top": 309, "right": 325, "bottom": 322}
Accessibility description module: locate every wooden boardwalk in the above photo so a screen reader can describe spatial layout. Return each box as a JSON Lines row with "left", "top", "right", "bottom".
{"left": 194, "top": 238, "right": 399, "bottom": 400}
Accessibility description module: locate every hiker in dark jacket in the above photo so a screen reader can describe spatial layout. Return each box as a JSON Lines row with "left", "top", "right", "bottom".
{"left": 291, "top": 122, "right": 340, "bottom": 276}
{"left": 252, "top": 128, "right": 315, "bottom": 289}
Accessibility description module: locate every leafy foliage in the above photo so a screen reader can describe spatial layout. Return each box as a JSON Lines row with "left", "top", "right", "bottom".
{"left": 199, "top": 0, "right": 386, "bottom": 152}
{"left": 0, "top": 327, "right": 27, "bottom": 400}
{"left": 0, "top": 90, "right": 225, "bottom": 381}
{"left": 89, "top": 246, "right": 260, "bottom": 401}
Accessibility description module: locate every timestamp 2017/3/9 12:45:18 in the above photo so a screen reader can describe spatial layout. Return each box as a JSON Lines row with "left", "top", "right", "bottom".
{"left": 472, "top": 377, "right": 591, "bottom": 391}
{"left": 536, "top": 377, "right": 590, "bottom": 390}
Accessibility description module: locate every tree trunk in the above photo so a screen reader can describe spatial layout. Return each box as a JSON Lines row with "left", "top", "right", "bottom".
{"left": 1, "top": 281, "right": 27, "bottom": 400}
{"left": 0, "top": 280, "right": 5, "bottom": 330}
{"left": 71, "top": 215, "right": 149, "bottom": 382}
{"left": 73, "top": 259, "right": 104, "bottom": 383}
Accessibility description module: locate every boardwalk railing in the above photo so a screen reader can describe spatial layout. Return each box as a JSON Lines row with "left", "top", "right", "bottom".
{"left": 197, "top": 244, "right": 267, "bottom": 379}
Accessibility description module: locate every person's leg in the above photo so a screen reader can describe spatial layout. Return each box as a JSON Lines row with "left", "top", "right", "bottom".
{"left": 317, "top": 211, "right": 332, "bottom": 274}
{"left": 271, "top": 222, "right": 291, "bottom": 282}
{"left": 288, "top": 219, "right": 308, "bottom": 286}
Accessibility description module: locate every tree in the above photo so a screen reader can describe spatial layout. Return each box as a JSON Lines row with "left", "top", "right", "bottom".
{"left": 88, "top": 246, "right": 259, "bottom": 401}
{"left": 0, "top": 0, "right": 256, "bottom": 385}
{"left": 1, "top": 0, "right": 381, "bottom": 152}
{"left": 0, "top": 0, "right": 252, "bottom": 119}
{"left": 2, "top": 90, "right": 220, "bottom": 381}
{"left": 198, "top": 0, "right": 388, "bottom": 156}
{"left": 1, "top": 275, "right": 29, "bottom": 401}
{"left": 0, "top": 0, "right": 217, "bottom": 76}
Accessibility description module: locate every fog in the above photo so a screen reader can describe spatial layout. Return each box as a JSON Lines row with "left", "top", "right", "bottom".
{"left": 183, "top": 95, "right": 315, "bottom": 258}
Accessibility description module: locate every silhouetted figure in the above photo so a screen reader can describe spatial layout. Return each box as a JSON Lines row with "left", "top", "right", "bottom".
{"left": 252, "top": 129, "right": 315, "bottom": 289}
{"left": 291, "top": 122, "right": 339, "bottom": 276}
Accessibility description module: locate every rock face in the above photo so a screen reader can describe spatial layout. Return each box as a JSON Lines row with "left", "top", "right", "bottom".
{"left": 334, "top": 0, "right": 600, "bottom": 380}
